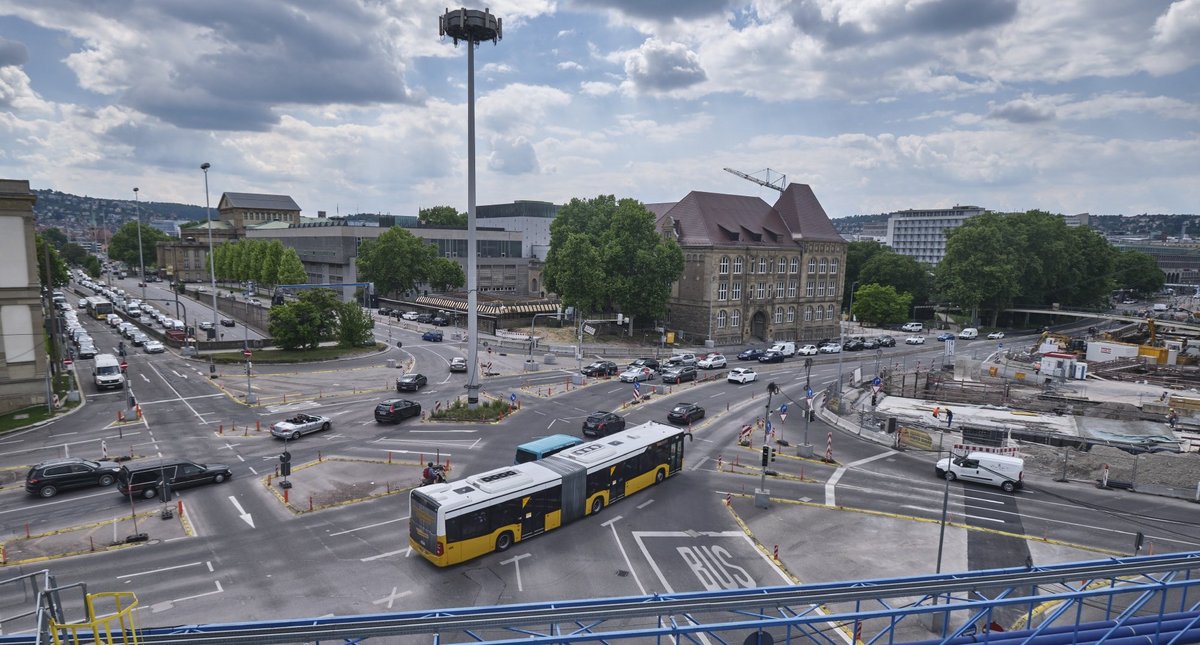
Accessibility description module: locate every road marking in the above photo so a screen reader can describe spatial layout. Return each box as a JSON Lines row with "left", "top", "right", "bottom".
{"left": 607, "top": 387, "right": 625, "bottom": 394}
{"left": 138, "top": 393, "right": 225, "bottom": 406}
{"left": 373, "top": 587, "right": 411, "bottom": 609}
{"left": 330, "top": 516, "right": 408, "bottom": 537}
{"left": 636, "top": 499, "right": 655, "bottom": 509}
{"left": 602, "top": 515, "right": 646, "bottom": 595}
{"left": 709, "top": 391, "right": 725, "bottom": 398}
{"left": 362, "top": 548, "right": 409, "bottom": 562}
{"left": 140, "top": 373, "right": 150, "bottom": 383}
{"left": 409, "top": 429, "right": 478, "bottom": 434}
{"left": 548, "top": 419, "right": 557, "bottom": 430}
{"left": 828, "top": 450, "right": 898, "bottom": 506}
{"left": 168, "top": 580, "right": 224, "bottom": 605}
{"left": 228, "top": 496, "right": 255, "bottom": 529}
{"left": 144, "top": 361, "right": 210, "bottom": 423}
{"left": 500, "top": 553, "right": 531, "bottom": 592}
{"left": 116, "top": 561, "right": 204, "bottom": 579}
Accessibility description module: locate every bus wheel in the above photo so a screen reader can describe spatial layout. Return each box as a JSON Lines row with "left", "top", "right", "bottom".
{"left": 496, "top": 531, "right": 514, "bottom": 552}
{"left": 655, "top": 469, "right": 665, "bottom": 484}
{"left": 590, "top": 496, "right": 604, "bottom": 515}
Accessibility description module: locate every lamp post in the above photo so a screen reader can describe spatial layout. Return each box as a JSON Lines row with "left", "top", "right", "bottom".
{"left": 527, "top": 312, "right": 556, "bottom": 363}
{"left": 133, "top": 187, "right": 146, "bottom": 302}
{"left": 835, "top": 281, "right": 859, "bottom": 404}
{"left": 802, "top": 358, "right": 814, "bottom": 454}
{"left": 440, "top": 7, "right": 502, "bottom": 407}
{"left": 200, "top": 163, "right": 219, "bottom": 340}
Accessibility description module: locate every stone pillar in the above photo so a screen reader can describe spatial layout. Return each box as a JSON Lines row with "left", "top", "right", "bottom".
{"left": 0, "top": 180, "right": 49, "bottom": 413}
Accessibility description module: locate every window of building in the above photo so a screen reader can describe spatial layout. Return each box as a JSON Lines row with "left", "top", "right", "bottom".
{"left": 747, "top": 257, "right": 755, "bottom": 274}
{"left": 777, "top": 257, "right": 786, "bottom": 273}
{"left": 808, "top": 258, "right": 817, "bottom": 273}
{"left": 804, "top": 306, "right": 813, "bottom": 321}
{"left": 819, "top": 258, "right": 828, "bottom": 273}
{"left": 788, "top": 280, "right": 798, "bottom": 298}
{"left": 731, "top": 282, "right": 742, "bottom": 300}
{"left": 787, "top": 306, "right": 796, "bottom": 322}
{"left": 731, "top": 310, "right": 741, "bottom": 328}
{"left": 733, "top": 256, "right": 743, "bottom": 274}
{"left": 776, "top": 281, "right": 786, "bottom": 298}
{"left": 815, "top": 306, "right": 824, "bottom": 321}
{"left": 829, "top": 282, "right": 837, "bottom": 298}
{"left": 718, "top": 283, "right": 728, "bottom": 301}
{"left": 758, "top": 257, "right": 767, "bottom": 274}
{"left": 717, "top": 310, "right": 728, "bottom": 329}
{"left": 806, "top": 281, "right": 814, "bottom": 297}
{"left": 774, "top": 307, "right": 784, "bottom": 324}
{"left": 719, "top": 256, "right": 729, "bottom": 274}
{"left": 826, "top": 304, "right": 836, "bottom": 320}
{"left": 817, "top": 280, "right": 825, "bottom": 297}
{"left": 757, "top": 282, "right": 766, "bottom": 299}
{"left": 790, "top": 257, "right": 799, "bottom": 273}
{"left": 830, "top": 258, "right": 839, "bottom": 274}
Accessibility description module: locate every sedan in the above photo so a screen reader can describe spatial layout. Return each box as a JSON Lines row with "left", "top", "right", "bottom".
{"left": 905, "top": 335, "right": 926, "bottom": 345}
{"left": 220, "top": 318, "right": 236, "bottom": 327}
{"left": 727, "top": 367, "right": 758, "bottom": 384}
{"left": 130, "top": 332, "right": 149, "bottom": 347}
{"left": 937, "top": 333, "right": 955, "bottom": 342}
{"left": 422, "top": 330, "right": 444, "bottom": 342}
{"left": 619, "top": 366, "right": 656, "bottom": 383}
{"left": 696, "top": 354, "right": 727, "bottom": 369}
{"left": 76, "top": 344, "right": 97, "bottom": 359}
{"left": 396, "top": 373, "right": 428, "bottom": 392}
{"left": 842, "top": 339, "right": 865, "bottom": 352}
{"left": 271, "top": 413, "right": 332, "bottom": 440}
{"left": 143, "top": 340, "right": 165, "bottom": 354}
{"left": 667, "top": 403, "right": 705, "bottom": 425}
{"left": 581, "top": 360, "right": 619, "bottom": 377}
{"left": 430, "top": 316, "right": 450, "bottom": 327}
{"left": 374, "top": 398, "right": 421, "bottom": 424}
{"left": 661, "top": 366, "right": 698, "bottom": 384}
{"left": 401, "top": 311, "right": 420, "bottom": 321}
{"left": 818, "top": 343, "right": 842, "bottom": 354}
{"left": 758, "top": 350, "right": 785, "bottom": 363}
{"left": 582, "top": 411, "right": 626, "bottom": 437}
{"left": 198, "top": 321, "right": 215, "bottom": 331}
{"left": 877, "top": 335, "right": 897, "bottom": 347}
{"left": 987, "top": 331, "right": 1006, "bottom": 339}
{"left": 449, "top": 357, "right": 468, "bottom": 372}
{"left": 737, "top": 348, "right": 767, "bottom": 361}
{"left": 796, "top": 344, "right": 819, "bottom": 356}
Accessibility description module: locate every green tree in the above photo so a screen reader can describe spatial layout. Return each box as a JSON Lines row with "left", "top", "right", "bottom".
{"left": 237, "top": 239, "right": 258, "bottom": 281}
{"left": 843, "top": 240, "right": 888, "bottom": 309}
{"left": 260, "top": 240, "right": 285, "bottom": 286}
{"left": 357, "top": 227, "right": 454, "bottom": 297}
{"left": 426, "top": 257, "right": 466, "bottom": 292}
{"left": 543, "top": 195, "right": 683, "bottom": 322}
{"left": 298, "top": 289, "right": 342, "bottom": 340}
{"left": 107, "top": 221, "right": 169, "bottom": 268}
{"left": 934, "top": 213, "right": 1022, "bottom": 326}
{"left": 81, "top": 255, "right": 102, "bottom": 278}
{"left": 42, "top": 227, "right": 68, "bottom": 249}
{"left": 277, "top": 248, "right": 307, "bottom": 285}
{"left": 268, "top": 301, "right": 323, "bottom": 350}
{"left": 857, "top": 251, "right": 931, "bottom": 305}
{"left": 35, "top": 235, "right": 69, "bottom": 288}
{"left": 1115, "top": 249, "right": 1165, "bottom": 296}
{"left": 60, "top": 242, "right": 90, "bottom": 266}
{"left": 852, "top": 283, "right": 912, "bottom": 326}
{"left": 336, "top": 301, "right": 375, "bottom": 347}
{"left": 418, "top": 206, "right": 467, "bottom": 227}
{"left": 1060, "top": 226, "right": 1117, "bottom": 308}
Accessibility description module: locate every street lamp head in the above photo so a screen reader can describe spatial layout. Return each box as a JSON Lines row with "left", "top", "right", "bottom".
{"left": 200, "top": 162, "right": 211, "bottom": 171}
{"left": 133, "top": 187, "right": 139, "bottom": 194}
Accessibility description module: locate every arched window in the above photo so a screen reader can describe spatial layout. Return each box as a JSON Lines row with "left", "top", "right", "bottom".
{"left": 731, "top": 310, "right": 741, "bottom": 328}
{"left": 815, "top": 306, "right": 824, "bottom": 321}
{"left": 790, "top": 257, "right": 799, "bottom": 273}
{"left": 808, "top": 258, "right": 817, "bottom": 274}
{"left": 787, "top": 306, "right": 796, "bottom": 322}
{"left": 733, "top": 256, "right": 743, "bottom": 274}
{"left": 804, "top": 306, "right": 813, "bottom": 321}
{"left": 717, "top": 310, "right": 728, "bottom": 329}
{"left": 774, "top": 307, "right": 784, "bottom": 324}
{"left": 826, "top": 304, "right": 836, "bottom": 320}
{"left": 758, "top": 257, "right": 767, "bottom": 274}
{"left": 777, "top": 257, "right": 787, "bottom": 273}
{"left": 819, "top": 258, "right": 828, "bottom": 274}
{"left": 719, "top": 256, "right": 730, "bottom": 274}
{"left": 830, "top": 258, "right": 839, "bottom": 274}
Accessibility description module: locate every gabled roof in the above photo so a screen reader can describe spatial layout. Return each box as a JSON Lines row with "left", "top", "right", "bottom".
{"left": 772, "top": 184, "right": 846, "bottom": 243}
{"left": 642, "top": 202, "right": 678, "bottom": 218}
{"left": 653, "top": 183, "right": 845, "bottom": 248}
{"left": 219, "top": 192, "right": 301, "bottom": 212}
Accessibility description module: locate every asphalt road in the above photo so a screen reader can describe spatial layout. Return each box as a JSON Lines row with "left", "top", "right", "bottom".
{"left": 2, "top": 321, "right": 1197, "bottom": 633}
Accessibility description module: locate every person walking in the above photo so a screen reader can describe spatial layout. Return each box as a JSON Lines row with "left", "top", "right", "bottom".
{"left": 946, "top": 408, "right": 954, "bottom": 427}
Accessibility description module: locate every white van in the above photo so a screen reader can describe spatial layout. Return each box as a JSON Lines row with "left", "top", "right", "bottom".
{"left": 958, "top": 327, "right": 978, "bottom": 340}
{"left": 93, "top": 353, "right": 125, "bottom": 390}
{"left": 901, "top": 322, "right": 924, "bottom": 333}
{"left": 936, "top": 452, "right": 1023, "bottom": 492}
{"left": 1152, "top": 303, "right": 1169, "bottom": 312}
{"left": 768, "top": 341, "right": 797, "bottom": 357}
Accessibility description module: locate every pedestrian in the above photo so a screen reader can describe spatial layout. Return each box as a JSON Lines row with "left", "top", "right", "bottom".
{"left": 1161, "top": 391, "right": 1169, "bottom": 402}
{"left": 932, "top": 405, "right": 940, "bottom": 419}
{"left": 1168, "top": 409, "right": 1178, "bottom": 429}
{"left": 946, "top": 408, "right": 954, "bottom": 427}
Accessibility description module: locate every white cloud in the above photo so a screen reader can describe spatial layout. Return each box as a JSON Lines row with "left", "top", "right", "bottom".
{"left": 481, "top": 63, "right": 514, "bottom": 74}
{"left": 621, "top": 39, "right": 706, "bottom": 94}
{"left": 487, "top": 135, "right": 539, "bottom": 175}
{"left": 477, "top": 83, "right": 572, "bottom": 135}
{"left": 557, "top": 61, "right": 584, "bottom": 71}
{"left": 579, "top": 81, "right": 618, "bottom": 96}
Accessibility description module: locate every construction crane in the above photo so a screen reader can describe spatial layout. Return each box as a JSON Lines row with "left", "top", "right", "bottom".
{"left": 723, "top": 167, "right": 786, "bottom": 193}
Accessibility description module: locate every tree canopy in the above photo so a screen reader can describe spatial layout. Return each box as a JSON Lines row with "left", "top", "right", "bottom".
{"left": 35, "top": 235, "right": 69, "bottom": 288}
{"left": 107, "top": 221, "right": 169, "bottom": 270}
{"left": 213, "top": 239, "right": 309, "bottom": 287}
{"left": 543, "top": 195, "right": 683, "bottom": 322}
{"left": 857, "top": 251, "right": 931, "bottom": 306}
{"left": 1114, "top": 249, "right": 1165, "bottom": 295}
{"left": 356, "top": 227, "right": 464, "bottom": 297}
{"left": 852, "top": 283, "right": 912, "bottom": 326}
{"left": 418, "top": 206, "right": 467, "bottom": 228}
{"left": 267, "top": 288, "right": 375, "bottom": 350}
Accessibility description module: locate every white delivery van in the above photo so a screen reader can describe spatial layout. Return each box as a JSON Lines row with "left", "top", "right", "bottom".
{"left": 935, "top": 452, "right": 1023, "bottom": 492}
{"left": 958, "top": 328, "right": 978, "bottom": 340}
{"left": 768, "top": 341, "right": 797, "bottom": 357}
{"left": 93, "top": 353, "right": 125, "bottom": 390}
{"left": 901, "top": 322, "right": 924, "bottom": 333}
{"left": 1152, "top": 303, "right": 1169, "bottom": 312}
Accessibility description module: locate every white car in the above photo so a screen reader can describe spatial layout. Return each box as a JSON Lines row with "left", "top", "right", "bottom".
{"left": 697, "top": 353, "right": 727, "bottom": 369}
{"left": 727, "top": 367, "right": 758, "bottom": 384}
{"left": 905, "top": 335, "right": 926, "bottom": 345}
{"left": 818, "top": 343, "right": 842, "bottom": 354}
{"left": 619, "top": 366, "right": 655, "bottom": 383}
{"left": 401, "top": 311, "right": 420, "bottom": 321}
{"left": 987, "top": 331, "right": 1005, "bottom": 339}
{"left": 77, "top": 298, "right": 88, "bottom": 308}
{"left": 143, "top": 340, "right": 165, "bottom": 354}
{"left": 797, "top": 344, "right": 819, "bottom": 356}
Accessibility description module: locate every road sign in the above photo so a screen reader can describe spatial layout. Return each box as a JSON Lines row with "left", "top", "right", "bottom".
{"left": 583, "top": 324, "right": 596, "bottom": 336}
{"left": 805, "top": 387, "right": 814, "bottom": 399}
{"left": 780, "top": 403, "right": 788, "bottom": 413}
{"left": 633, "top": 381, "right": 641, "bottom": 392}
{"left": 119, "top": 360, "right": 128, "bottom": 371}
{"left": 243, "top": 349, "right": 252, "bottom": 358}
{"left": 872, "top": 376, "right": 882, "bottom": 386}
{"left": 509, "top": 393, "right": 517, "bottom": 404}
{"left": 63, "top": 358, "right": 73, "bottom": 367}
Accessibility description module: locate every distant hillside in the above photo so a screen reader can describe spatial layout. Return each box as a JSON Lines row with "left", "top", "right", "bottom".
{"left": 32, "top": 189, "right": 208, "bottom": 237}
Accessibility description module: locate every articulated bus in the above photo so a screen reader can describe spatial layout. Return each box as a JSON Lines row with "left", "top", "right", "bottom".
{"left": 410, "top": 421, "right": 686, "bottom": 566}
{"left": 84, "top": 296, "right": 114, "bottom": 321}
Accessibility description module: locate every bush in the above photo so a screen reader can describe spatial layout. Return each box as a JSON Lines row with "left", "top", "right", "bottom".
{"left": 429, "top": 398, "right": 512, "bottom": 422}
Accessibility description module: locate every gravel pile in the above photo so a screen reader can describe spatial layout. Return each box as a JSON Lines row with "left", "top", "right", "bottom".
{"left": 1019, "top": 442, "right": 1200, "bottom": 491}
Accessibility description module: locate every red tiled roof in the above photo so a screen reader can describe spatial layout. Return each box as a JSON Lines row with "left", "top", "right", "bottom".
{"left": 772, "top": 183, "right": 845, "bottom": 243}
{"left": 653, "top": 184, "right": 843, "bottom": 248}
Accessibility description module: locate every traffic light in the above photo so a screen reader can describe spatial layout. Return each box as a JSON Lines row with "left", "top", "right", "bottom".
{"left": 761, "top": 445, "right": 769, "bottom": 467}
{"left": 770, "top": 446, "right": 777, "bottom": 462}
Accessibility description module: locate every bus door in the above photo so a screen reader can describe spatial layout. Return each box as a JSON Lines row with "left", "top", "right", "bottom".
{"left": 521, "top": 490, "right": 550, "bottom": 538}
{"left": 608, "top": 463, "right": 626, "bottom": 503}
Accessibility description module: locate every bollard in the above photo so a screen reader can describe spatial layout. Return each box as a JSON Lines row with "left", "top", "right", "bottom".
{"left": 26, "top": 523, "right": 30, "bottom": 538}
{"left": 773, "top": 544, "right": 779, "bottom": 561}
{"left": 725, "top": 493, "right": 731, "bottom": 506}
{"left": 309, "top": 496, "right": 314, "bottom": 512}
{"left": 717, "top": 455, "right": 723, "bottom": 471}
{"left": 284, "top": 488, "right": 289, "bottom": 504}
{"left": 117, "top": 410, "right": 124, "bottom": 422}
{"left": 90, "top": 536, "right": 95, "bottom": 552}
{"left": 1101, "top": 463, "right": 1110, "bottom": 488}
{"left": 388, "top": 452, "right": 392, "bottom": 464}
{"left": 177, "top": 500, "right": 183, "bottom": 517}
{"left": 219, "top": 424, "right": 224, "bottom": 435}
{"left": 387, "top": 482, "right": 391, "bottom": 494}
{"left": 1, "top": 544, "right": 5, "bottom": 565}
{"left": 136, "top": 405, "right": 142, "bottom": 419}
{"left": 283, "top": 394, "right": 287, "bottom": 404}
{"left": 256, "top": 420, "right": 261, "bottom": 432}
{"left": 318, "top": 451, "right": 323, "bottom": 462}
{"left": 727, "top": 402, "right": 730, "bottom": 411}
{"left": 243, "top": 425, "right": 249, "bottom": 437}
{"left": 735, "top": 454, "right": 740, "bottom": 467}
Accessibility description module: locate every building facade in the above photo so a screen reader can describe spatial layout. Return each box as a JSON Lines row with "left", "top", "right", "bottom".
{"left": 885, "top": 205, "right": 985, "bottom": 265}
{"left": 155, "top": 220, "right": 239, "bottom": 283}
{"left": 654, "top": 184, "right": 847, "bottom": 345}
{"left": 217, "top": 193, "right": 302, "bottom": 229}
{"left": 0, "top": 180, "right": 51, "bottom": 413}
{"left": 476, "top": 200, "right": 559, "bottom": 260}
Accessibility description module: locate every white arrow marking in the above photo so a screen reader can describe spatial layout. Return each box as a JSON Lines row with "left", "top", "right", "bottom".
{"left": 228, "top": 496, "right": 255, "bottom": 528}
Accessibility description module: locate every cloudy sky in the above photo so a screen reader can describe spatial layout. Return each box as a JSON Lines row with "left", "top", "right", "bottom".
{"left": 1, "top": 0, "right": 1197, "bottom": 219}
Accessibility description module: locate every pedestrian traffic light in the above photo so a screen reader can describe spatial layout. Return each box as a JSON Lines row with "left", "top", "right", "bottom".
{"left": 761, "top": 445, "right": 769, "bottom": 467}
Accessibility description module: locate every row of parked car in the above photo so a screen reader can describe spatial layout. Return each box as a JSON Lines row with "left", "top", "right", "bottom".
{"left": 378, "top": 308, "right": 450, "bottom": 326}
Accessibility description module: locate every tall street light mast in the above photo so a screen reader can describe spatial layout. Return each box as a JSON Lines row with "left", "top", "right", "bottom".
{"left": 200, "top": 163, "right": 219, "bottom": 339}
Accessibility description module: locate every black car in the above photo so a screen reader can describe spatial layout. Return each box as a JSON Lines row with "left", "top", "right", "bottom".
{"left": 220, "top": 317, "right": 235, "bottom": 327}
{"left": 877, "top": 335, "right": 896, "bottom": 347}
{"left": 629, "top": 357, "right": 661, "bottom": 372}
{"left": 582, "top": 411, "right": 626, "bottom": 437}
{"left": 116, "top": 459, "right": 231, "bottom": 500}
{"left": 430, "top": 316, "right": 450, "bottom": 326}
{"left": 378, "top": 307, "right": 393, "bottom": 316}
{"left": 843, "top": 339, "right": 865, "bottom": 352}
{"left": 396, "top": 374, "right": 428, "bottom": 392}
{"left": 661, "top": 365, "right": 698, "bottom": 384}
{"left": 375, "top": 398, "right": 422, "bottom": 424}
{"left": 582, "top": 360, "right": 619, "bottom": 377}
{"left": 862, "top": 338, "right": 880, "bottom": 350}
{"left": 738, "top": 348, "right": 767, "bottom": 361}
{"left": 757, "top": 350, "right": 785, "bottom": 363}
{"left": 667, "top": 402, "right": 705, "bottom": 425}
{"left": 415, "top": 313, "right": 434, "bottom": 324}
{"left": 25, "top": 457, "right": 121, "bottom": 498}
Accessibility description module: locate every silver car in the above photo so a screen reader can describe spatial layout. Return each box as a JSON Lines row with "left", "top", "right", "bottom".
{"left": 619, "top": 366, "right": 655, "bottom": 383}
{"left": 271, "top": 413, "right": 332, "bottom": 440}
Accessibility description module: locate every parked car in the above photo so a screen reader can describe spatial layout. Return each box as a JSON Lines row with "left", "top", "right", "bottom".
{"left": 661, "top": 365, "right": 698, "bottom": 384}
{"left": 396, "top": 373, "right": 429, "bottom": 392}
{"left": 378, "top": 307, "right": 393, "bottom": 316}
{"left": 629, "top": 357, "right": 661, "bottom": 372}
{"left": 116, "top": 459, "right": 231, "bottom": 500}
{"left": 737, "top": 347, "right": 767, "bottom": 361}
{"left": 143, "top": 340, "right": 165, "bottom": 354}
{"left": 619, "top": 366, "right": 656, "bottom": 383}
{"left": 581, "top": 360, "right": 619, "bottom": 377}
{"left": 862, "top": 338, "right": 880, "bottom": 350}
{"left": 415, "top": 313, "right": 434, "bottom": 324}
{"left": 667, "top": 402, "right": 705, "bottom": 425}
{"left": 76, "top": 343, "right": 97, "bottom": 359}
{"left": 796, "top": 344, "right": 819, "bottom": 356}
{"left": 431, "top": 316, "right": 450, "bottom": 326}
{"left": 758, "top": 350, "right": 786, "bottom": 363}
{"left": 937, "top": 333, "right": 955, "bottom": 342}
{"left": 877, "top": 335, "right": 897, "bottom": 347}
{"left": 449, "top": 357, "right": 468, "bottom": 372}
{"left": 987, "top": 331, "right": 1006, "bottom": 339}
{"left": 906, "top": 335, "right": 926, "bottom": 345}
{"left": 130, "top": 332, "right": 149, "bottom": 347}
{"left": 422, "top": 330, "right": 443, "bottom": 342}
{"left": 669, "top": 353, "right": 698, "bottom": 366}
{"left": 727, "top": 367, "right": 758, "bottom": 384}
{"left": 582, "top": 411, "right": 626, "bottom": 437}
{"left": 374, "top": 398, "right": 422, "bottom": 424}
{"left": 271, "top": 413, "right": 332, "bottom": 440}
{"left": 819, "top": 343, "right": 842, "bottom": 354}
{"left": 697, "top": 353, "right": 727, "bottom": 369}
{"left": 25, "top": 457, "right": 121, "bottom": 498}
{"left": 842, "top": 339, "right": 865, "bottom": 352}
{"left": 401, "top": 311, "right": 420, "bottom": 321}
{"left": 198, "top": 321, "right": 214, "bottom": 331}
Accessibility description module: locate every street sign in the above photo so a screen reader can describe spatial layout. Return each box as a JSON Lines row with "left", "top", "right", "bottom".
{"left": 63, "top": 358, "right": 73, "bottom": 367}
{"left": 243, "top": 349, "right": 253, "bottom": 358}
{"left": 872, "top": 376, "right": 882, "bottom": 386}
{"left": 583, "top": 324, "right": 596, "bottom": 336}
{"left": 805, "top": 387, "right": 814, "bottom": 399}
{"left": 119, "top": 360, "right": 128, "bottom": 371}
{"left": 509, "top": 393, "right": 517, "bottom": 404}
